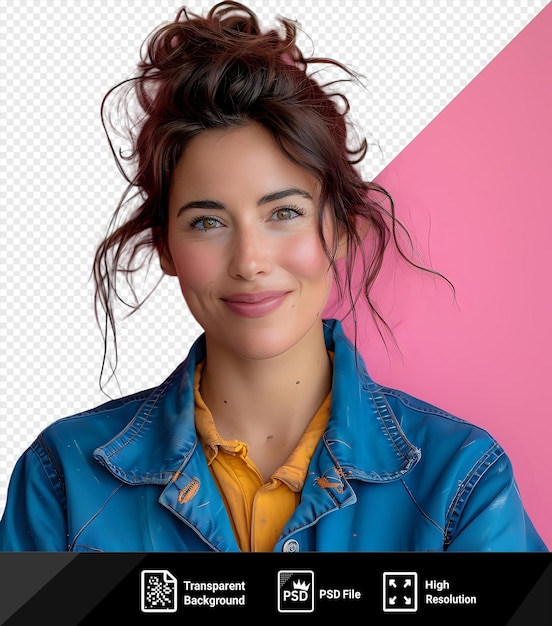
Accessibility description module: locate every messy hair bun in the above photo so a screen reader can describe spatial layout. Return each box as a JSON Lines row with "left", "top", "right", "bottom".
{"left": 94, "top": 2, "right": 442, "bottom": 382}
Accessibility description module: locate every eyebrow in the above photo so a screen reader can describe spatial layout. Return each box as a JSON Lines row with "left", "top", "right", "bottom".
{"left": 258, "top": 188, "right": 313, "bottom": 205}
{"left": 176, "top": 188, "right": 313, "bottom": 217}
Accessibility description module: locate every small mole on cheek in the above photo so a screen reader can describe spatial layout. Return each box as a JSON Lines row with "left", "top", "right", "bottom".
{"left": 224, "top": 400, "right": 228, "bottom": 404}
{"left": 296, "top": 380, "right": 300, "bottom": 385}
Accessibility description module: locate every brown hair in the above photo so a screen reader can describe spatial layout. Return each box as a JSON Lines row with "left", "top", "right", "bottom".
{"left": 94, "top": 1, "right": 449, "bottom": 382}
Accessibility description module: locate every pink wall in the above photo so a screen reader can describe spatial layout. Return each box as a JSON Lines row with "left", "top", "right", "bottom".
{"left": 325, "top": 3, "right": 551, "bottom": 549}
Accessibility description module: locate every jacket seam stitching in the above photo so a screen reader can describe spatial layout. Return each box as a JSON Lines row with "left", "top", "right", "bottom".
{"left": 367, "top": 388, "right": 420, "bottom": 465}
{"left": 69, "top": 483, "right": 126, "bottom": 551}
{"left": 31, "top": 435, "right": 67, "bottom": 511}
{"left": 443, "top": 443, "right": 504, "bottom": 546}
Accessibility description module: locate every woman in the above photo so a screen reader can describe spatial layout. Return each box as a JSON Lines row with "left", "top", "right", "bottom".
{"left": 0, "top": 1, "right": 546, "bottom": 552}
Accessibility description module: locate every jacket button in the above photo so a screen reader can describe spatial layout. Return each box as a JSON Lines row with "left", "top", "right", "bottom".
{"left": 282, "top": 539, "right": 300, "bottom": 553}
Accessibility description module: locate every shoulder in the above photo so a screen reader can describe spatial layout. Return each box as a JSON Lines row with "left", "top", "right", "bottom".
{"left": 376, "top": 385, "right": 508, "bottom": 482}
{"left": 380, "top": 385, "right": 497, "bottom": 445}
{"left": 35, "top": 386, "right": 158, "bottom": 456}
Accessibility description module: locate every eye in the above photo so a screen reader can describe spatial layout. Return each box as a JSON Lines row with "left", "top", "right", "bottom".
{"left": 271, "top": 206, "right": 304, "bottom": 221}
{"left": 190, "top": 216, "right": 223, "bottom": 230}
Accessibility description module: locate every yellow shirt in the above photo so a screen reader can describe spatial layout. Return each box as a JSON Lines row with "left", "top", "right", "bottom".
{"left": 194, "top": 362, "right": 331, "bottom": 552}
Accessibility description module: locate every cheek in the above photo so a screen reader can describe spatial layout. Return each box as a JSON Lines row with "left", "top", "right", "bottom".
{"left": 170, "top": 245, "right": 219, "bottom": 291}
{"left": 283, "top": 233, "right": 332, "bottom": 280}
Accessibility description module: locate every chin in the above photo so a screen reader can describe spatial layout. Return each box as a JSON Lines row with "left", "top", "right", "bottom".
{"left": 201, "top": 309, "right": 326, "bottom": 362}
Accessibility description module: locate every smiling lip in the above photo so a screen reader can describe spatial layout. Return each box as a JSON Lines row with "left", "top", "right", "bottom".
{"left": 221, "top": 291, "right": 290, "bottom": 318}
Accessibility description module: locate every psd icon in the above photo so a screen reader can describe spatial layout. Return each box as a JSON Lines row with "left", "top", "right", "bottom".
{"left": 277, "top": 570, "right": 315, "bottom": 613}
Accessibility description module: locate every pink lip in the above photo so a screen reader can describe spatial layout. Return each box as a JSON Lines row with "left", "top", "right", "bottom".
{"left": 221, "top": 291, "right": 290, "bottom": 318}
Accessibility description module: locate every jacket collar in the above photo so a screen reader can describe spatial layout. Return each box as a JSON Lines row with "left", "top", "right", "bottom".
{"left": 93, "top": 319, "right": 420, "bottom": 484}
{"left": 320, "top": 319, "right": 421, "bottom": 481}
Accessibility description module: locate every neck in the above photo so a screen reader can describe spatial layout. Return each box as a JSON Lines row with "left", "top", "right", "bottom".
{"left": 199, "top": 321, "right": 332, "bottom": 456}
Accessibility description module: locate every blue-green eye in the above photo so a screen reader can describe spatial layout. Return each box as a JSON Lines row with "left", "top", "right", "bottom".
{"left": 190, "top": 217, "right": 222, "bottom": 230}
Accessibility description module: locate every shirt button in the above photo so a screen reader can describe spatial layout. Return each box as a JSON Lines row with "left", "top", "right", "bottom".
{"left": 282, "top": 539, "right": 300, "bottom": 553}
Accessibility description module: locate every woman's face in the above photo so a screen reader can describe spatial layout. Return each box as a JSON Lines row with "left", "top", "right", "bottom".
{"left": 164, "top": 123, "right": 338, "bottom": 361}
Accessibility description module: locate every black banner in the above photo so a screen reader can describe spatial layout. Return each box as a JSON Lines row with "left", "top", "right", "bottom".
{"left": 0, "top": 553, "right": 550, "bottom": 624}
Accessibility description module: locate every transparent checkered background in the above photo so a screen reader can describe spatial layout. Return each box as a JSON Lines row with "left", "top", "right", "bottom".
{"left": 1, "top": 1, "right": 548, "bottom": 514}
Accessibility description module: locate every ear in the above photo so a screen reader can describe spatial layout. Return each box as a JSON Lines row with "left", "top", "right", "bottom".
{"left": 334, "top": 216, "right": 370, "bottom": 260}
{"left": 356, "top": 214, "right": 371, "bottom": 242}
{"left": 335, "top": 232, "right": 348, "bottom": 260}
{"left": 158, "top": 244, "right": 177, "bottom": 276}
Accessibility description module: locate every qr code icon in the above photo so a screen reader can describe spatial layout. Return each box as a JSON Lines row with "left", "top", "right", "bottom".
{"left": 141, "top": 569, "right": 178, "bottom": 613}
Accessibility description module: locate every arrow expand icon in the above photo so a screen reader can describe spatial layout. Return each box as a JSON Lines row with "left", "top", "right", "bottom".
{"left": 383, "top": 572, "right": 418, "bottom": 613}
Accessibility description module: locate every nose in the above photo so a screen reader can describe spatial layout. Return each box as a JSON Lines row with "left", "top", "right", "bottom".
{"left": 228, "top": 226, "right": 272, "bottom": 280}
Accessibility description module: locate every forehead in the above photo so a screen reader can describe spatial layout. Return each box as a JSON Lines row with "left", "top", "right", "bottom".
{"left": 169, "top": 124, "right": 320, "bottom": 203}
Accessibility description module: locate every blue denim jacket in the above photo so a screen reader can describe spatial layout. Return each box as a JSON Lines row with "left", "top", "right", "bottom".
{"left": 0, "top": 319, "right": 547, "bottom": 552}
